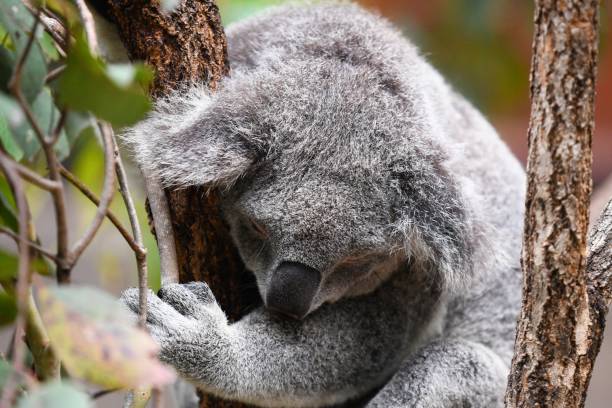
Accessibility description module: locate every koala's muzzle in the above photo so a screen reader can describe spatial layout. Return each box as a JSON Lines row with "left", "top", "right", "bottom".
{"left": 266, "top": 262, "right": 321, "bottom": 320}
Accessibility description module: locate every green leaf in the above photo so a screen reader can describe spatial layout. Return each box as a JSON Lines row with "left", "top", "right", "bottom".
{"left": 0, "top": 92, "right": 25, "bottom": 128}
{"left": 0, "top": 250, "right": 18, "bottom": 281}
{"left": 0, "top": 189, "right": 18, "bottom": 231}
{"left": 0, "top": 176, "right": 17, "bottom": 232}
{"left": 0, "top": 0, "right": 47, "bottom": 103}
{"left": 0, "top": 249, "right": 52, "bottom": 283}
{"left": 64, "top": 111, "right": 100, "bottom": 146}
{"left": 10, "top": 88, "right": 69, "bottom": 161}
{"left": 38, "top": 285, "right": 175, "bottom": 389}
{"left": 0, "top": 113, "right": 24, "bottom": 161}
{"left": 0, "top": 46, "right": 15, "bottom": 93}
{"left": 0, "top": 91, "right": 25, "bottom": 160}
{"left": 58, "top": 34, "right": 152, "bottom": 127}
{"left": 39, "top": 32, "right": 61, "bottom": 61}
{"left": 0, "top": 291, "right": 17, "bottom": 326}
{"left": 0, "top": 359, "right": 12, "bottom": 388}
{"left": 17, "top": 382, "right": 92, "bottom": 408}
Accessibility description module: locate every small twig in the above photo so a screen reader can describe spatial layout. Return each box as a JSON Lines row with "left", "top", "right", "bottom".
{"left": 44, "top": 65, "right": 66, "bottom": 84}
{"left": 74, "top": 0, "right": 99, "bottom": 55}
{"left": 11, "top": 160, "right": 62, "bottom": 192}
{"left": 144, "top": 176, "right": 179, "bottom": 286}
{"left": 69, "top": 122, "right": 116, "bottom": 264}
{"left": 25, "top": 290, "right": 59, "bottom": 381}
{"left": 59, "top": 165, "right": 141, "bottom": 253}
{"left": 22, "top": 3, "right": 67, "bottom": 54}
{"left": 114, "top": 141, "right": 148, "bottom": 327}
{"left": 0, "top": 155, "right": 31, "bottom": 408}
{"left": 48, "top": 108, "right": 68, "bottom": 146}
{"left": 0, "top": 227, "right": 58, "bottom": 262}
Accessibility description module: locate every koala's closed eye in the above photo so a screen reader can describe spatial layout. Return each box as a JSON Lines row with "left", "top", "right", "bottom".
{"left": 248, "top": 217, "right": 269, "bottom": 239}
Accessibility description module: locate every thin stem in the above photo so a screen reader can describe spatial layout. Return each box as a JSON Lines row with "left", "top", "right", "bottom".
{"left": 0, "top": 156, "right": 31, "bottom": 408}
{"left": 69, "top": 122, "right": 116, "bottom": 264}
{"left": 114, "top": 141, "right": 148, "bottom": 327}
{"left": 25, "top": 290, "right": 60, "bottom": 381}
{"left": 59, "top": 165, "right": 142, "bottom": 253}
{"left": 143, "top": 175, "right": 179, "bottom": 286}
{"left": 12, "top": 161, "right": 62, "bottom": 192}
{"left": 0, "top": 227, "right": 58, "bottom": 262}
{"left": 44, "top": 65, "right": 66, "bottom": 84}
{"left": 74, "top": 0, "right": 99, "bottom": 54}
{"left": 23, "top": 4, "right": 67, "bottom": 55}
{"left": 48, "top": 108, "right": 68, "bottom": 146}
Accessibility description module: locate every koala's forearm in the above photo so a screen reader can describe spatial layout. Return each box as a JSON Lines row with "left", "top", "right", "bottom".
{"left": 184, "top": 294, "right": 437, "bottom": 407}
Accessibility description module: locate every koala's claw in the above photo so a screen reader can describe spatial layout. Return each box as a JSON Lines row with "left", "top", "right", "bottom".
{"left": 120, "top": 282, "right": 226, "bottom": 335}
{"left": 158, "top": 283, "right": 212, "bottom": 319}
{"left": 120, "top": 287, "right": 182, "bottom": 328}
{"left": 182, "top": 281, "right": 216, "bottom": 304}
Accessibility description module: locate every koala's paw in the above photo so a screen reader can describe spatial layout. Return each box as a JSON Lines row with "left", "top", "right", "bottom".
{"left": 120, "top": 282, "right": 228, "bottom": 373}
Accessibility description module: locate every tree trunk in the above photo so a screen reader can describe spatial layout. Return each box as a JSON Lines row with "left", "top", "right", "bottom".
{"left": 505, "top": 1, "right": 600, "bottom": 407}
{"left": 100, "top": 1, "right": 259, "bottom": 407}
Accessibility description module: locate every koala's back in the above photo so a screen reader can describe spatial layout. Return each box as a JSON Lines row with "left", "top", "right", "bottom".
{"left": 226, "top": 3, "right": 525, "bottom": 361}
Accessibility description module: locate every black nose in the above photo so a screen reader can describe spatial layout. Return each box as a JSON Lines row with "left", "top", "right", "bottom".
{"left": 266, "top": 262, "right": 321, "bottom": 320}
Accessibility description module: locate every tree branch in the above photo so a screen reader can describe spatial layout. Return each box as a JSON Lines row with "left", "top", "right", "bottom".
{"left": 113, "top": 142, "right": 149, "bottom": 326}
{"left": 0, "top": 154, "right": 32, "bottom": 408}
{"left": 25, "top": 290, "right": 60, "bottom": 381}
{"left": 505, "top": 1, "right": 599, "bottom": 407}
{"left": 587, "top": 199, "right": 612, "bottom": 304}
{"left": 0, "top": 227, "right": 58, "bottom": 262}
{"left": 74, "top": 0, "right": 99, "bottom": 53}
{"left": 143, "top": 176, "right": 178, "bottom": 286}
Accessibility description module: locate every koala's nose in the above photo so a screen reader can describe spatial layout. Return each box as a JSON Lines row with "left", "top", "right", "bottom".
{"left": 266, "top": 262, "right": 321, "bottom": 320}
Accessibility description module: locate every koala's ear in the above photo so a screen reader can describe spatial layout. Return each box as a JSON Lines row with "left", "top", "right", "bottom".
{"left": 390, "top": 159, "right": 480, "bottom": 294}
{"left": 121, "top": 86, "right": 266, "bottom": 188}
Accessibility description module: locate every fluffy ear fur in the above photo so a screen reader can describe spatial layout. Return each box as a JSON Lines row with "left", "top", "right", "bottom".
{"left": 121, "top": 85, "right": 266, "bottom": 188}
{"left": 389, "top": 146, "right": 478, "bottom": 294}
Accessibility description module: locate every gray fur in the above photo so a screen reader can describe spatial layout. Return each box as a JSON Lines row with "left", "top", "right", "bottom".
{"left": 121, "top": 2, "right": 525, "bottom": 407}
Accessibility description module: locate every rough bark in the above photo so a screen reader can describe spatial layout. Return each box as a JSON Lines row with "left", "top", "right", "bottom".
{"left": 505, "top": 1, "right": 601, "bottom": 407}
{"left": 100, "top": 1, "right": 259, "bottom": 407}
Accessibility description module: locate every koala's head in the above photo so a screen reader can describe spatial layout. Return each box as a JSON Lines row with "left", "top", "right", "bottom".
{"left": 125, "top": 52, "right": 476, "bottom": 320}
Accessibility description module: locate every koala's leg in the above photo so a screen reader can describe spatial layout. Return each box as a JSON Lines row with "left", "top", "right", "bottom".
{"left": 121, "top": 277, "right": 441, "bottom": 408}
{"left": 366, "top": 338, "right": 508, "bottom": 408}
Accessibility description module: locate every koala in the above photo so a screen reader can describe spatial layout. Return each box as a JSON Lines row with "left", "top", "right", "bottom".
{"left": 120, "top": 2, "right": 526, "bottom": 407}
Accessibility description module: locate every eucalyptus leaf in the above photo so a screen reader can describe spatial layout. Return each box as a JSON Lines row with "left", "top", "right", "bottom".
{"left": 0, "top": 291, "right": 17, "bottom": 326}
{"left": 39, "top": 32, "right": 61, "bottom": 61}
{"left": 0, "top": 189, "right": 18, "bottom": 231}
{"left": 17, "top": 382, "right": 92, "bottom": 408}
{"left": 38, "top": 285, "right": 175, "bottom": 389}
{"left": 58, "top": 34, "right": 152, "bottom": 127}
{"left": 0, "top": 359, "right": 15, "bottom": 389}
{"left": 10, "top": 87, "right": 68, "bottom": 161}
{"left": 0, "top": 113, "right": 23, "bottom": 161}
{"left": 0, "top": 0, "right": 47, "bottom": 103}
{"left": 0, "top": 249, "right": 52, "bottom": 282}
{"left": 0, "top": 92, "right": 25, "bottom": 128}
{"left": 64, "top": 111, "right": 100, "bottom": 146}
{"left": 0, "top": 46, "right": 15, "bottom": 94}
